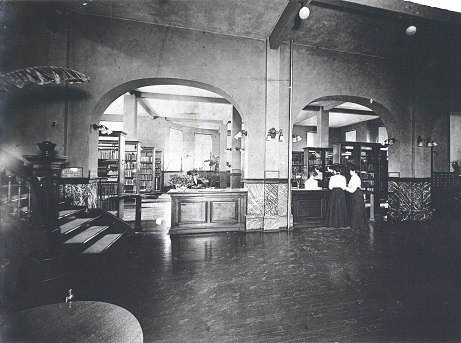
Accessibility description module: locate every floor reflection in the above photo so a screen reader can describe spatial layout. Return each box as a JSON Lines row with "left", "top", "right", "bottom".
{"left": 75, "top": 198, "right": 461, "bottom": 342}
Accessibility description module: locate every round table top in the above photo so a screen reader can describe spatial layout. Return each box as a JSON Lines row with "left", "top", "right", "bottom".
{"left": 5, "top": 301, "right": 143, "bottom": 343}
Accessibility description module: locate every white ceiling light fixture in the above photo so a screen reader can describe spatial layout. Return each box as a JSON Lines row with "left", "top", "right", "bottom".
{"left": 405, "top": 25, "right": 417, "bottom": 36}
{"left": 299, "top": 6, "right": 310, "bottom": 20}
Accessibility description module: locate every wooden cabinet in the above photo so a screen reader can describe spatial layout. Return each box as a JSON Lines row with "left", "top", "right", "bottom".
{"left": 124, "top": 141, "right": 141, "bottom": 194}
{"left": 292, "top": 189, "right": 329, "bottom": 227}
{"left": 140, "top": 147, "right": 155, "bottom": 193}
{"left": 98, "top": 131, "right": 126, "bottom": 199}
{"left": 169, "top": 189, "right": 247, "bottom": 235}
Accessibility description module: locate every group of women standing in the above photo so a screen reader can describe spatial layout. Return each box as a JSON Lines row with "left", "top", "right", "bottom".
{"left": 324, "top": 165, "right": 369, "bottom": 230}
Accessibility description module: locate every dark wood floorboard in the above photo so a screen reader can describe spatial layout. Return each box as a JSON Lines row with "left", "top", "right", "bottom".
{"left": 12, "top": 197, "right": 461, "bottom": 342}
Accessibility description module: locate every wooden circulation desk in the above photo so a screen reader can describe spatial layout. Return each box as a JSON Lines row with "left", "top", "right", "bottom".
{"left": 169, "top": 188, "right": 247, "bottom": 235}
{"left": 292, "top": 189, "right": 330, "bottom": 227}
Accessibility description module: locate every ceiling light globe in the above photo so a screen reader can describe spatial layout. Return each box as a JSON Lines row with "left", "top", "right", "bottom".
{"left": 405, "top": 25, "right": 417, "bottom": 36}
{"left": 299, "top": 6, "right": 310, "bottom": 20}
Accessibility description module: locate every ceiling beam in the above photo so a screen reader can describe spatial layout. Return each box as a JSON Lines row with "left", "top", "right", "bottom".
{"left": 321, "top": 101, "right": 345, "bottom": 111}
{"left": 165, "top": 118, "right": 221, "bottom": 130}
{"left": 311, "top": 0, "right": 461, "bottom": 27}
{"left": 101, "top": 114, "right": 123, "bottom": 122}
{"left": 137, "top": 98, "right": 161, "bottom": 119}
{"left": 165, "top": 118, "right": 224, "bottom": 124}
{"left": 133, "top": 91, "right": 230, "bottom": 105}
{"left": 294, "top": 109, "right": 318, "bottom": 124}
{"left": 269, "top": 0, "right": 312, "bottom": 50}
{"left": 304, "top": 105, "right": 375, "bottom": 115}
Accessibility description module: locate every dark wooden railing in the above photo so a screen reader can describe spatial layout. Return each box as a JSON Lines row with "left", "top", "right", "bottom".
{"left": 0, "top": 149, "right": 33, "bottom": 219}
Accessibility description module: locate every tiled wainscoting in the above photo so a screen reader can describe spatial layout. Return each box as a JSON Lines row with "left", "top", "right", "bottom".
{"left": 245, "top": 179, "right": 289, "bottom": 231}
{"left": 388, "top": 178, "right": 431, "bottom": 221}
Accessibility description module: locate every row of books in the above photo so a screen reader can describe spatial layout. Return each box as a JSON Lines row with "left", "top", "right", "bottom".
{"left": 98, "top": 150, "right": 119, "bottom": 160}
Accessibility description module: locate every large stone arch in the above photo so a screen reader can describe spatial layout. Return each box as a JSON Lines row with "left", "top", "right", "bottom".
{"left": 293, "top": 94, "right": 399, "bottom": 173}
{"left": 295, "top": 95, "right": 397, "bottom": 140}
{"left": 87, "top": 77, "right": 247, "bottom": 177}
{"left": 92, "top": 78, "right": 245, "bottom": 123}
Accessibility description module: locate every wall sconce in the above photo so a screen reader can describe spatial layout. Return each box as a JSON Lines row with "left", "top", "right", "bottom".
{"left": 427, "top": 140, "right": 437, "bottom": 147}
{"left": 267, "top": 127, "right": 283, "bottom": 141}
{"left": 417, "top": 135, "right": 424, "bottom": 147}
{"left": 382, "top": 138, "right": 396, "bottom": 147}
{"left": 92, "top": 123, "right": 112, "bottom": 135}
{"left": 234, "top": 130, "right": 248, "bottom": 140}
{"left": 225, "top": 148, "right": 232, "bottom": 151}
{"left": 292, "top": 133, "right": 302, "bottom": 143}
{"left": 235, "top": 147, "right": 245, "bottom": 151}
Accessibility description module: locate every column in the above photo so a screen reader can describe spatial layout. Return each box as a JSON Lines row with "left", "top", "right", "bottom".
{"left": 219, "top": 122, "right": 228, "bottom": 188}
{"left": 123, "top": 94, "right": 138, "bottom": 140}
{"left": 317, "top": 107, "right": 329, "bottom": 148}
{"left": 230, "top": 108, "right": 242, "bottom": 188}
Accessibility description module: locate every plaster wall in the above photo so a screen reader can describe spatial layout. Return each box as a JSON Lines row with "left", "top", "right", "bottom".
{"left": 431, "top": 114, "right": 450, "bottom": 172}
{"left": 135, "top": 117, "right": 220, "bottom": 174}
{"left": 0, "top": 5, "right": 68, "bottom": 160}
{"left": 65, "top": 14, "right": 267, "bottom": 178}
{"left": 339, "top": 119, "right": 383, "bottom": 143}
{"left": 450, "top": 113, "right": 461, "bottom": 165}
{"left": 2, "top": 6, "right": 461, "bottom": 180}
{"left": 288, "top": 43, "right": 415, "bottom": 176}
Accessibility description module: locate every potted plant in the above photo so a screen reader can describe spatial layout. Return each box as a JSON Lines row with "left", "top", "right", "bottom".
{"left": 168, "top": 174, "right": 193, "bottom": 191}
{"left": 204, "top": 154, "right": 220, "bottom": 172}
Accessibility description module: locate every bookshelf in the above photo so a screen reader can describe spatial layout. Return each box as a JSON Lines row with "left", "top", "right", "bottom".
{"left": 97, "top": 131, "right": 126, "bottom": 208}
{"left": 292, "top": 152, "right": 304, "bottom": 188}
{"left": 124, "top": 141, "right": 141, "bottom": 194}
{"left": 292, "top": 152, "right": 304, "bottom": 175}
{"left": 140, "top": 147, "right": 155, "bottom": 193}
{"left": 332, "top": 142, "right": 387, "bottom": 194}
{"left": 154, "top": 151, "right": 163, "bottom": 191}
{"left": 304, "top": 147, "right": 334, "bottom": 188}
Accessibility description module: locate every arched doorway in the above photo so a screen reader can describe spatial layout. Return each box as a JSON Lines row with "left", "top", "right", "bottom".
{"left": 92, "top": 78, "right": 247, "bottom": 198}
{"left": 291, "top": 96, "right": 395, "bottom": 227}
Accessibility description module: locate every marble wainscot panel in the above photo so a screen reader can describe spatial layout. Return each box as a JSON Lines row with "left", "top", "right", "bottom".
{"left": 245, "top": 181, "right": 264, "bottom": 231}
{"left": 59, "top": 180, "right": 98, "bottom": 209}
{"left": 388, "top": 178, "right": 431, "bottom": 221}
{"left": 244, "top": 179, "right": 289, "bottom": 231}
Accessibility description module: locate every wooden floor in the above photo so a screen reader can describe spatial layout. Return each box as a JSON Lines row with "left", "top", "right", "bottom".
{"left": 12, "top": 197, "right": 461, "bottom": 342}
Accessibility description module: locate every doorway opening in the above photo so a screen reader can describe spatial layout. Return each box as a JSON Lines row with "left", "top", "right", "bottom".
{"left": 93, "top": 81, "right": 246, "bottom": 229}
{"left": 291, "top": 99, "right": 391, "bottom": 227}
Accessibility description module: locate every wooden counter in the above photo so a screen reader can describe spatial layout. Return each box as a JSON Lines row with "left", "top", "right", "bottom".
{"left": 292, "top": 189, "right": 330, "bottom": 227}
{"left": 169, "top": 188, "right": 247, "bottom": 235}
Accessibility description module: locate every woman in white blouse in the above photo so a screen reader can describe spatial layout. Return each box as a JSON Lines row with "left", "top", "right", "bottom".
{"left": 345, "top": 167, "right": 369, "bottom": 230}
{"left": 324, "top": 165, "right": 348, "bottom": 228}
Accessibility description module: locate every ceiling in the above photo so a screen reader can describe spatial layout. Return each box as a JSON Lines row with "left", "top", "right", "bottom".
{"left": 38, "top": 0, "right": 461, "bottom": 129}
{"left": 64, "top": 0, "right": 461, "bottom": 60}
{"left": 104, "top": 86, "right": 233, "bottom": 130}
{"left": 295, "top": 102, "right": 380, "bottom": 128}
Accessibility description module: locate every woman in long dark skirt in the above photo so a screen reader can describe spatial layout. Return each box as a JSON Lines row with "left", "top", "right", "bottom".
{"left": 346, "top": 167, "right": 369, "bottom": 230}
{"left": 325, "top": 165, "right": 348, "bottom": 228}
